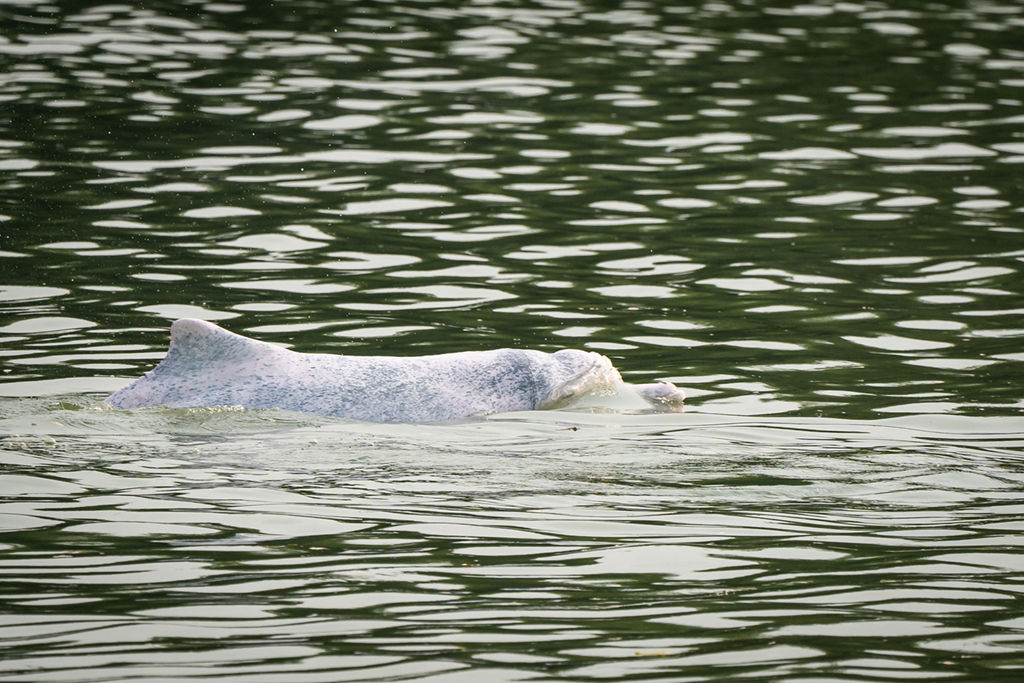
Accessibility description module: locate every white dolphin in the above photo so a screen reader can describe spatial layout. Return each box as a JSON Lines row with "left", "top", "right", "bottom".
{"left": 106, "top": 318, "right": 684, "bottom": 422}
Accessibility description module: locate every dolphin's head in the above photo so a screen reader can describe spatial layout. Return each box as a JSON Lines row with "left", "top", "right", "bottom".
{"left": 534, "top": 349, "right": 621, "bottom": 410}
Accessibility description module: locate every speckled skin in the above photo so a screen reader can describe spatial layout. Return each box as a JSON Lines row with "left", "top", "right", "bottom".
{"left": 105, "top": 319, "right": 681, "bottom": 422}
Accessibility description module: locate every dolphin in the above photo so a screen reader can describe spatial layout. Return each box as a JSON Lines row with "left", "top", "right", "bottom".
{"left": 106, "top": 318, "right": 684, "bottom": 422}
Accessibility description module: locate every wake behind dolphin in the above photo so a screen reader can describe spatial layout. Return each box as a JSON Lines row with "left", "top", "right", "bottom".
{"left": 106, "top": 319, "right": 684, "bottom": 422}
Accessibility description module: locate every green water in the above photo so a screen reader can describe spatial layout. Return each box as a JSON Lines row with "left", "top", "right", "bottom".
{"left": 2, "top": 1, "right": 1024, "bottom": 680}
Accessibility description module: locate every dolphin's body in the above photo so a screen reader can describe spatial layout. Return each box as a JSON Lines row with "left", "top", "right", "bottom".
{"left": 106, "top": 318, "right": 684, "bottom": 422}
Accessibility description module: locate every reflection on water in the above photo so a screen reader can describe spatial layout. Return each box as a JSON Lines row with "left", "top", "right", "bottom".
{"left": 2, "top": 0, "right": 1024, "bottom": 680}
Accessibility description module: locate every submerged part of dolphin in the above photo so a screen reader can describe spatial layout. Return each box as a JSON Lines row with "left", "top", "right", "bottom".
{"left": 106, "top": 318, "right": 684, "bottom": 422}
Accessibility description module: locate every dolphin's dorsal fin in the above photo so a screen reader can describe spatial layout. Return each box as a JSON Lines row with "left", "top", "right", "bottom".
{"left": 162, "top": 318, "right": 281, "bottom": 372}
{"left": 106, "top": 319, "right": 288, "bottom": 410}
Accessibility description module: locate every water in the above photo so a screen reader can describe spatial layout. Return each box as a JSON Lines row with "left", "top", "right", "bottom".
{"left": 2, "top": 0, "right": 1024, "bottom": 680}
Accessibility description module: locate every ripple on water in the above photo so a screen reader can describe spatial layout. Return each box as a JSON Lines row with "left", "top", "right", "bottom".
{"left": 2, "top": 408, "right": 1023, "bottom": 678}
{"left": 2, "top": 1, "right": 1024, "bottom": 680}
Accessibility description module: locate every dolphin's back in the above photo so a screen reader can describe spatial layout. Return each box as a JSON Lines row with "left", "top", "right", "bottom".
{"left": 106, "top": 319, "right": 622, "bottom": 422}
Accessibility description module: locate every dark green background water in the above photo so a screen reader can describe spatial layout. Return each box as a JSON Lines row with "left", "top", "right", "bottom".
{"left": 1, "top": 1, "right": 1023, "bottom": 681}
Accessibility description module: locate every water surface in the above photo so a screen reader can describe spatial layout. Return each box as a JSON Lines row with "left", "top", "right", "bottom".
{"left": 2, "top": 1, "right": 1023, "bottom": 680}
